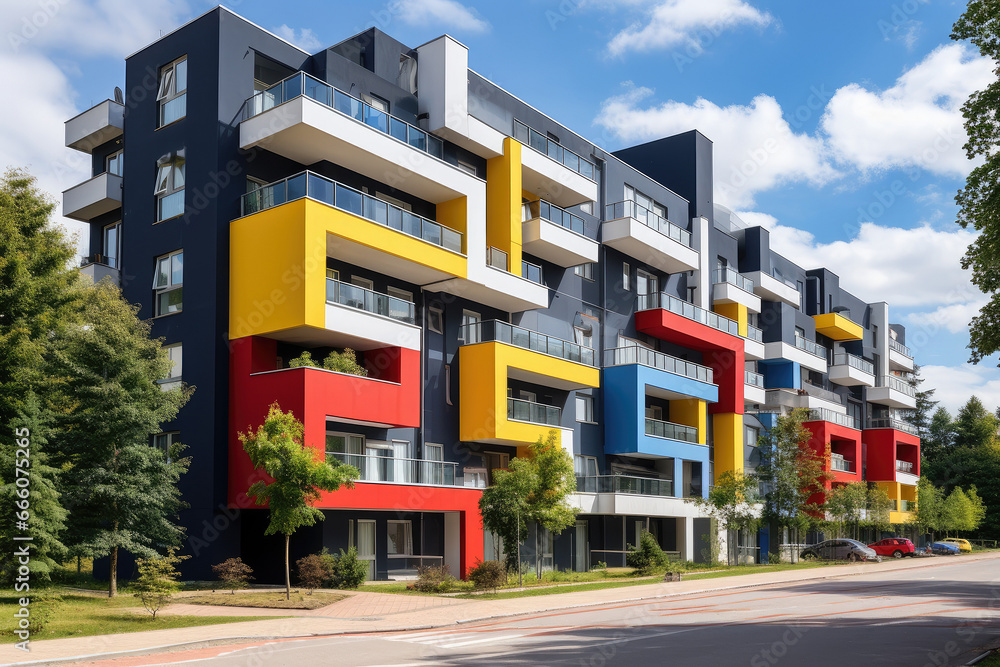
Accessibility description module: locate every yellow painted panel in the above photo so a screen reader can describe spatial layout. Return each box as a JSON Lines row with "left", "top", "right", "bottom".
{"left": 487, "top": 137, "right": 523, "bottom": 275}
{"left": 813, "top": 313, "right": 863, "bottom": 341}
{"left": 713, "top": 413, "right": 743, "bottom": 476}
{"left": 436, "top": 195, "right": 468, "bottom": 247}
{"left": 500, "top": 342, "right": 601, "bottom": 390}
{"left": 714, "top": 303, "right": 747, "bottom": 337}
{"left": 670, "top": 399, "right": 707, "bottom": 445}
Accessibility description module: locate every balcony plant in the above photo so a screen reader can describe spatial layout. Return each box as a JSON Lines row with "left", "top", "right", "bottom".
{"left": 289, "top": 349, "right": 368, "bottom": 377}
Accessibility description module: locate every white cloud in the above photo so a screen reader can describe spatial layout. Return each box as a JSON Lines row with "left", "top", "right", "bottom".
{"left": 273, "top": 25, "right": 323, "bottom": 52}
{"left": 393, "top": 0, "right": 490, "bottom": 33}
{"left": 903, "top": 299, "right": 987, "bottom": 335}
{"left": 821, "top": 44, "right": 992, "bottom": 176}
{"left": 604, "top": 0, "right": 773, "bottom": 57}
{"left": 595, "top": 85, "right": 839, "bottom": 208}
{"left": 919, "top": 364, "right": 1000, "bottom": 415}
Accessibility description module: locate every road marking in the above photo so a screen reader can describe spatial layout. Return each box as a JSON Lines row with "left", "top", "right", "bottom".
{"left": 436, "top": 633, "right": 528, "bottom": 648}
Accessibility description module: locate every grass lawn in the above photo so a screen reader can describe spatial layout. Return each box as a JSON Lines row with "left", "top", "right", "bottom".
{"left": 182, "top": 591, "right": 346, "bottom": 609}
{"left": 0, "top": 592, "right": 288, "bottom": 643}
{"left": 975, "top": 651, "right": 1000, "bottom": 666}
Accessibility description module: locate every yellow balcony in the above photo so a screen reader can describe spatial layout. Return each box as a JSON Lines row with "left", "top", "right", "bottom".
{"left": 813, "top": 313, "right": 863, "bottom": 341}
{"left": 876, "top": 480, "right": 917, "bottom": 525}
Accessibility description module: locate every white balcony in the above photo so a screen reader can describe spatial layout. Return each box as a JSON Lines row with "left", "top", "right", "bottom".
{"left": 868, "top": 376, "right": 917, "bottom": 409}
{"left": 744, "top": 371, "right": 766, "bottom": 405}
{"left": 828, "top": 352, "right": 876, "bottom": 387}
{"left": 744, "top": 329, "right": 766, "bottom": 361}
{"left": 602, "top": 201, "right": 699, "bottom": 274}
{"left": 570, "top": 491, "right": 702, "bottom": 518}
{"left": 62, "top": 172, "right": 122, "bottom": 221}
{"left": 766, "top": 388, "right": 847, "bottom": 416}
{"left": 896, "top": 470, "right": 919, "bottom": 487}
{"left": 514, "top": 121, "right": 598, "bottom": 208}
{"left": 65, "top": 100, "right": 124, "bottom": 153}
{"left": 79, "top": 260, "right": 120, "bottom": 285}
{"left": 521, "top": 201, "right": 598, "bottom": 267}
{"left": 764, "top": 338, "right": 828, "bottom": 374}
{"left": 746, "top": 271, "right": 801, "bottom": 308}
{"left": 889, "top": 339, "right": 915, "bottom": 372}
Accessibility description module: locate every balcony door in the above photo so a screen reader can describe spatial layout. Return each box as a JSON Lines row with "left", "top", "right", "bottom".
{"left": 575, "top": 521, "right": 589, "bottom": 572}
{"left": 357, "top": 519, "right": 376, "bottom": 581}
{"left": 103, "top": 222, "right": 120, "bottom": 269}
{"left": 636, "top": 270, "right": 657, "bottom": 297}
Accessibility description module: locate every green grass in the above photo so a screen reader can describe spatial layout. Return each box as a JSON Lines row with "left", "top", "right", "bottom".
{"left": 182, "top": 591, "right": 346, "bottom": 609}
{"left": 975, "top": 650, "right": 1000, "bottom": 667}
{"left": 0, "top": 592, "right": 289, "bottom": 643}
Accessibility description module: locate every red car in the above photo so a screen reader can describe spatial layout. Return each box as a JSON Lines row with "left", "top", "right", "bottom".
{"left": 867, "top": 537, "right": 916, "bottom": 559}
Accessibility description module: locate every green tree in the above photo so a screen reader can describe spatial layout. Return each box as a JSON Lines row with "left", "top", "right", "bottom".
{"left": 952, "top": 396, "right": 999, "bottom": 450}
{"left": 688, "top": 470, "right": 759, "bottom": 565}
{"left": 942, "top": 486, "right": 986, "bottom": 534}
{"left": 133, "top": 548, "right": 187, "bottom": 619}
{"left": 922, "top": 407, "right": 955, "bottom": 463}
{"left": 478, "top": 431, "right": 578, "bottom": 572}
{"left": 952, "top": 2, "right": 1000, "bottom": 362}
{"left": 241, "top": 403, "right": 358, "bottom": 600}
{"left": 52, "top": 282, "right": 191, "bottom": 597}
{"left": 916, "top": 477, "right": 944, "bottom": 541}
{"left": 825, "top": 482, "right": 869, "bottom": 539}
{"left": 904, "top": 365, "right": 938, "bottom": 438}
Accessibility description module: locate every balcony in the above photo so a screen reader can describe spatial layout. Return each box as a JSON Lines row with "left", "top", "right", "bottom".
{"left": 79, "top": 254, "right": 120, "bottom": 285}
{"left": 829, "top": 352, "right": 876, "bottom": 387}
{"left": 603, "top": 201, "right": 699, "bottom": 274}
{"left": 62, "top": 172, "right": 122, "bottom": 222}
{"left": 513, "top": 120, "right": 598, "bottom": 207}
{"left": 520, "top": 200, "right": 598, "bottom": 267}
{"left": 576, "top": 475, "right": 673, "bottom": 497}
{"left": 763, "top": 334, "right": 828, "bottom": 373}
{"left": 744, "top": 324, "right": 765, "bottom": 361}
{"left": 806, "top": 407, "right": 860, "bottom": 430}
{"left": 65, "top": 99, "right": 124, "bottom": 153}
{"left": 745, "top": 370, "right": 766, "bottom": 405}
{"left": 866, "top": 417, "right": 919, "bottom": 436}
{"left": 713, "top": 268, "right": 761, "bottom": 313}
{"left": 604, "top": 346, "right": 718, "bottom": 404}
{"left": 766, "top": 389, "right": 851, "bottom": 422}
{"left": 746, "top": 270, "right": 801, "bottom": 307}
{"left": 508, "top": 397, "right": 561, "bottom": 427}
{"left": 830, "top": 454, "right": 852, "bottom": 473}
{"left": 889, "top": 338, "right": 915, "bottom": 372}
{"left": 326, "top": 452, "right": 459, "bottom": 486}
{"left": 638, "top": 293, "right": 741, "bottom": 338}
{"left": 813, "top": 312, "right": 863, "bottom": 341}
{"left": 605, "top": 346, "right": 714, "bottom": 384}
{"left": 646, "top": 417, "right": 699, "bottom": 444}
{"left": 868, "top": 375, "right": 917, "bottom": 409}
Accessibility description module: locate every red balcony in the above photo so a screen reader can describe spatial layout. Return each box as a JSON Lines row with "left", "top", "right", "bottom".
{"left": 863, "top": 426, "right": 920, "bottom": 484}
{"left": 803, "top": 419, "right": 862, "bottom": 487}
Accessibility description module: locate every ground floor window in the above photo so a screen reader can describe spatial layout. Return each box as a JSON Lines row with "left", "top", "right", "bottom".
{"left": 387, "top": 520, "right": 413, "bottom": 556}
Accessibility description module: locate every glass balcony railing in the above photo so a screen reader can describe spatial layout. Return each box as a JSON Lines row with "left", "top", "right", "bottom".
{"left": 575, "top": 474, "right": 674, "bottom": 497}
{"left": 637, "top": 292, "right": 741, "bottom": 337}
{"left": 898, "top": 500, "right": 912, "bottom": 512}
{"left": 745, "top": 370, "right": 765, "bottom": 388}
{"left": 507, "top": 397, "right": 561, "bottom": 426}
{"left": 805, "top": 408, "right": 860, "bottom": 430}
{"left": 243, "top": 72, "right": 444, "bottom": 159}
{"left": 604, "top": 346, "right": 714, "bottom": 384}
{"left": 645, "top": 417, "right": 699, "bottom": 444}
{"left": 746, "top": 325, "right": 764, "bottom": 342}
{"left": 866, "top": 417, "right": 920, "bottom": 435}
{"left": 326, "top": 452, "right": 458, "bottom": 486}
{"left": 878, "top": 375, "right": 916, "bottom": 397}
{"left": 832, "top": 352, "right": 875, "bottom": 375}
{"left": 513, "top": 120, "right": 596, "bottom": 181}
{"left": 486, "top": 246, "right": 543, "bottom": 284}
{"left": 459, "top": 320, "right": 597, "bottom": 366}
{"left": 241, "top": 171, "right": 463, "bottom": 254}
{"left": 830, "top": 455, "right": 853, "bottom": 473}
{"left": 794, "top": 334, "right": 828, "bottom": 359}
{"left": 889, "top": 338, "right": 912, "bottom": 358}
{"left": 325, "top": 278, "right": 415, "bottom": 324}
{"left": 714, "top": 268, "right": 755, "bottom": 293}
{"left": 896, "top": 460, "right": 914, "bottom": 474}
{"left": 604, "top": 200, "right": 692, "bottom": 247}
{"left": 801, "top": 381, "right": 845, "bottom": 405}
{"left": 521, "top": 199, "right": 586, "bottom": 236}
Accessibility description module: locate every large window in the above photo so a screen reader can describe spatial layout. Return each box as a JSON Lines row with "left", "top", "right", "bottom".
{"left": 387, "top": 520, "right": 413, "bottom": 556}
{"left": 153, "top": 431, "right": 180, "bottom": 462}
{"left": 625, "top": 184, "right": 668, "bottom": 219}
{"left": 153, "top": 250, "right": 183, "bottom": 315}
{"left": 157, "top": 56, "right": 187, "bottom": 127}
{"left": 160, "top": 344, "right": 182, "bottom": 390}
{"left": 103, "top": 222, "right": 120, "bottom": 269}
{"left": 155, "top": 155, "right": 185, "bottom": 221}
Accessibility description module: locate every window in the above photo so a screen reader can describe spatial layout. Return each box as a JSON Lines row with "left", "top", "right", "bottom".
{"left": 376, "top": 191, "right": 412, "bottom": 211}
{"left": 460, "top": 310, "right": 481, "bottom": 343}
{"left": 351, "top": 276, "right": 374, "bottom": 291}
{"left": 625, "top": 184, "right": 667, "bottom": 219}
{"left": 368, "top": 94, "right": 389, "bottom": 112}
{"left": 160, "top": 344, "right": 182, "bottom": 390}
{"left": 574, "top": 263, "right": 594, "bottom": 280}
{"left": 153, "top": 250, "right": 183, "bottom": 315}
{"left": 387, "top": 286, "right": 412, "bottom": 304}
{"left": 575, "top": 455, "right": 598, "bottom": 477}
{"left": 155, "top": 154, "right": 185, "bottom": 221}
{"left": 387, "top": 520, "right": 412, "bottom": 556}
{"left": 576, "top": 394, "right": 594, "bottom": 422}
{"left": 153, "top": 431, "right": 180, "bottom": 462}
{"left": 444, "top": 363, "right": 453, "bottom": 406}
{"left": 744, "top": 425, "right": 759, "bottom": 448}
{"left": 622, "top": 262, "right": 630, "bottom": 291}
{"left": 636, "top": 270, "right": 656, "bottom": 296}
{"left": 574, "top": 325, "right": 592, "bottom": 348}
{"left": 103, "top": 222, "right": 120, "bottom": 269}
{"left": 106, "top": 150, "right": 123, "bottom": 177}
{"left": 156, "top": 56, "right": 187, "bottom": 127}
{"left": 646, "top": 405, "right": 663, "bottom": 421}
{"left": 797, "top": 280, "right": 805, "bottom": 309}
{"left": 428, "top": 306, "right": 444, "bottom": 334}
{"left": 795, "top": 326, "right": 805, "bottom": 339}
{"left": 326, "top": 268, "right": 340, "bottom": 281}
{"left": 457, "top": 159, "right": 477, "bottom": 176}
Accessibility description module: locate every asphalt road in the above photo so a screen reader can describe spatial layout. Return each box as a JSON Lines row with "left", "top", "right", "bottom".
{"left": 84, "top": 557, "right": 1000, "bottom": 667}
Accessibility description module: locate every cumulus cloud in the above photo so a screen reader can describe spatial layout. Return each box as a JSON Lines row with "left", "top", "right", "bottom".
{"left": 902, "top": 299, "right": 987, "bottom": 335}
{"left": 393, "top": 0, "right": 490, "bottom": 33}
{"left": 919, "top": 364, "right": 1000, "bottom": 415}
{"left": 604, "top": 0, "right": 773, "bottom": 57}
{"left": 273, "top": 25, "right": 323, "bottom": 52}
{"left": 595, "top": 85, "right": 839, "bottom": 209}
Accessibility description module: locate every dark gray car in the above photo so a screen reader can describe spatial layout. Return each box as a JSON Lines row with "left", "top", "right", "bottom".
{"left": 800, "top": 539, "right": 879, "bottom": 562}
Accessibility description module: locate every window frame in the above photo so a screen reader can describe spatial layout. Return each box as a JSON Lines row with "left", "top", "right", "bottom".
{"left": 576, "top": 394, "right": 594, "bottom": 423}
{"left": 153, "top": 431, "right": 180, "bottom": 462}
{"left": 386, "top": 519, "right": 413, "bottom": 557}
{"left": 103, "top": 221, "right": 120, "bottom": 269}
{"left": 155, "top": 156, "right": 186, "bottom": 222}
{"left": 157, "top": 56, "right": 188, "bottom": 127}
{"left": 106, "top": 150, "right": 123, "bottom": 177}
{"left": 574, "top": 262, "right": 594, "bottom": 281}
{"left": 622, "top": 262, "right": 630, "bottom": 291}
{"left": 153, "top": 249, "right": 183, "bottom": 316}
{"left": 428, "top": 306, "right": 444, "bottom": 334}
{"left": 159, "top": 343, "right": 182, "bottom": 389}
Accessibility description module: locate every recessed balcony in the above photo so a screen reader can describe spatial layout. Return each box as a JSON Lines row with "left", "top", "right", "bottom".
{"left": 889, "top": 338, "right": 915, "bottom": 372}
{"left": 520, "top": 200, "right": 598, "bottom": 267}
{"left": 746, "top": 270, "right": 801, "bottom": 307}
{"left": 868, "top": 375, "right": 917, "bottom": 409}
{"left": 62, "top": 172, "right": 122, "bottom": 221}
{"left": 829, "top": 352, "right": 876, "bottom": 387}
{"left": 712, "top": 269, "right": 761, "bottom": 313}
{"left": 326, "top": 452, "right": 460, "bottom": 487}
{"left": 65, "top": 99, "right": 124, "bottom": 153}
{"left": 513, "top": 120, "right": 598, "bottom": 207}
{"left": 603, "top": 201, "right": 699, "bottom": 274}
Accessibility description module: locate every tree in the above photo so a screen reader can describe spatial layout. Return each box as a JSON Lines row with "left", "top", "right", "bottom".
{"left": 904, "top": 365, "right": 938, "bottom": 438}
{"left": 922, "top": 408, "right": 955, "bottom": 463}
{"left": 51, "top": 281, "right": 191, "bottom": 597}
{"left": 211, "top": 557, "right": 254, "bottom": 594}
{"left": 952, "top": 3, "right": 1000, "bottom": 362}
{"left": 478, "top": 431, "right": 578, "bottom": 572}
{"left": 688, "top": 470, "right": 760, "bottom": 565}
{"left": 916, "top": 477, "right": 944, "bottom": 541}
{"left": 296, "top": 554, "right": 328, "bottom": 594}
{"left": 133, "top": 548, "right": 187, "bottom": 619}
{"left": 942, "top": 487, "right": 986, "bottom": 534}
{"left": 952, "top": 396, "right": 999, "bottom": 450}
{"left": 241, "top": 403, "right": 358, "bottom": 600}
{"left": 825, "top": 483, "right": 869, "bottom": 539}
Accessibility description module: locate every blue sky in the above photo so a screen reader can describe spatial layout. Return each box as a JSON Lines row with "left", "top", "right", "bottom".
{"left": 1, "top": 0, "right": 994, "bottom": 413}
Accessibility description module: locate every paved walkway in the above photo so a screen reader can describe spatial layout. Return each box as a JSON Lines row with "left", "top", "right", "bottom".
{"left": 5, "top": 552, "right": 999, "bottom": 666}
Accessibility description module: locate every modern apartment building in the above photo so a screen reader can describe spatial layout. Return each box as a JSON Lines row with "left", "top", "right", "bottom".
{"left": 63, "top": 7, "right": 919, "bottom": 581}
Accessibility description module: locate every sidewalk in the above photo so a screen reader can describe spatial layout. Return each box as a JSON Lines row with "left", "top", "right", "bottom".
{"left": 5, "top": 551, "right": 999, "bottom": 666}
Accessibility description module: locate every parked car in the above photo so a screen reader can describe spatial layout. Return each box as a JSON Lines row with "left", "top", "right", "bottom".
{"left": 928, "top": 541, "right": 961, "bottom": 555}
{"left": 800, "top": 539, "right": 880, "bottom": 562}
{"left": 867, "top": 537, "right": 916, "bottom": 559}
{"left": 941, "top": 538, "right": 972, "bottom": 552}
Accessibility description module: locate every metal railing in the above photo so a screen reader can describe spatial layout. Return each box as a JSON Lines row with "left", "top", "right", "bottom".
{"left": 522, "top": 259, "right": 543, "bottom": 284}
{"left": 326, "top": 452, "right": 458, "bottom": 485}
{"left": 243, "top": 72, "right": 445, "bottom": 159}
{"left": 830, "top": 455, "right": 853, "bottom": 473}
{"left": 513, "top": 119, "right": 596, "bottom": 181}
{"left": 575, "top": 475, "right": 674, "bottom": 497}
{"left": 866, "top": 417, "right": 920, "bottom": 435}
{"left": 878, "top": 374, "right": 916, "bottom": 397}
{"left": 794, "top": 334, "right": 828, "bottom": 359}
{"left": 326, "top": 279, "right": 415, "bottom": 324}
{"left": 714, "top": 268, "right": 755, "bottom": 293}
{"left": 772, "top": 269, "right": 799, "bottom": 290}
{"left": 508, "top": 397, "right": 561, "bottom": 426}
{"left": 801, "top": 382, "right": 845, "bottom": 406}
{"left": 896, "top": 460, "right": 914, "bottom": 474}
{"left": 604, "top": 346, "right": 714, "bottom": 384}
{"left": 386, "top": 555, "right": 445, "bottom": 572}
{"left": 522, "top": 199, "right": 586, "bottom": 236}
{"left": 745, "top": 370, "right": 765, "bottom": 388}
{"left": 486, "top": 247, "right": 542, "bottom": 284}
{"left": 241, "top": 170, "right": 463, "bottom": 254}
{"left": 459, "top": 320, "right": 597, "bottom": 366}
{"left": 831, "top": 352, "right": 875, "bottom": 375}
{"left": 805, "top": 407, "right": 860, "bottom": 430}
{"left": 889, "top": 338, "right": 912, "bottom": 358}
{"left": 604, "top": 200, "right": 692, "bottom": 247}
{"left": 645, "top": 417, "right": 699, "bottom": 444}
{"left": 637, "top": 292, "right": 741, "bottom": 337}
{"left": 746, "top": 324, "right": 764, "bottom": 342}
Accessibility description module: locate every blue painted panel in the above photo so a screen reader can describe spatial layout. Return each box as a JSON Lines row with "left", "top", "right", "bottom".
{"left": 758, "top": 359, "right": 800, "bottom": 389}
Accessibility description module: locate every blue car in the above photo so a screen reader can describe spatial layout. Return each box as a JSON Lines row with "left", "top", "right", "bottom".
{"left": 929, "top": 541, "right": 960, "bottom": 555}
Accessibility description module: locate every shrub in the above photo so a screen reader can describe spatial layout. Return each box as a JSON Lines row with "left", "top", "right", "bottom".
{"left": 289, "top": 351, "right": 319, "bottom": 368}
{"left": 414, "top": 565, "right": 457, "bottom": 593}
{"left": 626, "top": 531, "right": 669, "bottom": 574}
{"left": 769, "top": 551, "right": 781, "bottom": 565}
{"left": 323, "top": 349, "right": 368, "bottom": 376}
{"left": 469, "top": 560, "right": 507, "bottom": 593}
{"left": 133, "top": 548, "right": 187, "bottom": 619}
{"left": 211, "top": 557, "right": 254, "bottom": 594}
{"left": 329, "top": 547, "right": 368, "bottom": 589}
{"left": 590, "top": 561, "right": 608, "bottom": 572}
{"left": 296, "top": 554, "right": 328, "bottom": 594}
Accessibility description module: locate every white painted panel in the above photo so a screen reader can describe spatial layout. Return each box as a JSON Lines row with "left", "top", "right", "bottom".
{"left": 325, "top": 302, "right": 421, "bottom": 351}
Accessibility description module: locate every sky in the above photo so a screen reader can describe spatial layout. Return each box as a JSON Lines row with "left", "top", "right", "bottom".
{"left": 1, "top": 0, "right": 994, "bottom": 415}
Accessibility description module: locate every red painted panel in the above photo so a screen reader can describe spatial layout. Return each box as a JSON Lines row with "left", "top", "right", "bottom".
{"left": 635, "top": 308, "right": 744, "bottom": 414}
{"left": 863, "top": 428, "right": 921, "bottom": 482}
{"left": 803, "top": 420, "right": 862, "bottom": 489}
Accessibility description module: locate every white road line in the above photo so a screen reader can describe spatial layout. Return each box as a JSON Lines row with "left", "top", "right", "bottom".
{"left": 436, "top": 633, "right": 527, "bottom": 648}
